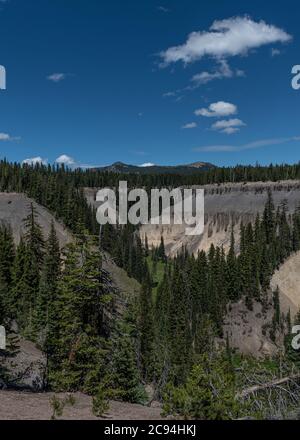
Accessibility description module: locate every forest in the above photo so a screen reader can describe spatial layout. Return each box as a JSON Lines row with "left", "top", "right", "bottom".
{"left": 1, "top": 160, "right": 300, "bottom": 419}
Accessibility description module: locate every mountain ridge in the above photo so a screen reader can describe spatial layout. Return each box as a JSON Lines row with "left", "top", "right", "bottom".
{"left": 91, "top": 161, "right": 216, "bottom": 175}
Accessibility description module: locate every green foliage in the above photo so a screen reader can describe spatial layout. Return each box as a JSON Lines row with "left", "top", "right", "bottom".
{"left": 139, "top": 270, "right": 155, "bottom": 381}
{"left": 50, "top": 395, "right": 65, "bottom": 420}
{"left": 47, "top": 236, "right": 112, "bottom": 393}
{"left": 50, "top": 394, "right": 76, "bottom": 420}
{"left": 2, "top": 160, "right": 300, "bottom": 416}
{"left": 163, "top": 354, "right": 241, "bottom": 420}
{"left": 33, "top": 221, "right": 61, "bottom": 344}
{"left": 107, "top": 335, "right": 147, "bottom": 404}
{"left": 92, "top": 386, "right": 109, "bottom": 417}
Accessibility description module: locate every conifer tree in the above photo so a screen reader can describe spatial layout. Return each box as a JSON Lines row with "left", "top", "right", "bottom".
{"left": 47, "top": 235, "right": 112, "bottom": 392}
{"left": 158, "top": 236, "right": 166, "bottom": 262}
{"left": 110, "top": 336, "right": 143, "bottom": 403}
{"left": 139, "top": 268, "right": 155, "bottom": 381}
{"left": 23, "top": 203, "right": 45, "bottom": 269}
{"left": 226, "top": 228, "right": 239, "bottom": 301}
{"left": 33, "top": 222, "right": 61, "bottom": 344}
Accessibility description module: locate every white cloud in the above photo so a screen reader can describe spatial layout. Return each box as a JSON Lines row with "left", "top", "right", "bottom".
{"left": 22, "top": 157, "right": 47, "bottom": 166}
{"left": 47, "top": 73, "right": 67, "bottom": 83}
{"left": 163, "top": 91, "right": 176, "bottom": 98}
{"left": 191, "top": 60, "right": 246, "bottom": 87}
{"left": 182, "top": 122, "right": 197, "bottom": 129}
{"left": 192, "top": 59, "right": 233, "bottom": 85}
{"left": 193, "top": 136, "right": 300, "bottom": 152}
{"left": 55, "top": 154, "right": 97, "bottom": 169}
{"left": 0, "top": 132, "right": 20, "bottom": 141}
{"left": 160, "top": 16, "right": 292, "bottom": 66}
{"left": 236, "top": 69, "right": 246, "bottom": 77}
{"left": 55, "top": 154, "right": 76, "bottom": 166}
{"left": 139, "top": 163, "right": 155, "bottom": 167}
{"left": 0, "top": 133, "right": 11, "bottom": 141}
{"left": 195, "top": 101, "right": 237, "bottom": 118}
{"left": 212, "top": 118, "right": 246, "bottom": 134}
{"left": 157, "top": 6, "right": 169, "bottom": 12}
{"left": 22, "top": 154, "right": 97, "bottom": 169}
{"left": 271, "top": 48, "right": 281, "bottom": 57}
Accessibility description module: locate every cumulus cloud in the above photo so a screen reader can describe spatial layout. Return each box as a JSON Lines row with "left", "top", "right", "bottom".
{"left": 160, "top": 16, "right": 292, "bottom": 66}
{"left": 193, "top": 136, "right": 300, "bottom": 152}
{"left": 182, "top": 122, "right": 197, "bottom": 129}
{"left": 55, "top": 154, "right": 76, "bottom": 166}
{"left": 195, "top": 101, "right": 237, "bottom": 118}
{"left": 21, "top": 154, "right": 97, "bottom": 169}
{"left": 22, "top": 157, "right": 47, "bottom": 166}
{"left": 212, "top": 118, "right": 246, "bottom": 134}
{"left": 47, "top": 73, "right": 68, "bottom": 83}
{"left": 54, "top": 154, "right": 96, "bottom": 169}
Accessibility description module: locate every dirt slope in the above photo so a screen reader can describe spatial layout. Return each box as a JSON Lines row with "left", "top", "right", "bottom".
{"left": 0, "top": 192, "right": 72, "bottom": 246}
{"left": 0, "top": 391, "right": 164, "bottom": 420}
{"left": 85, "top": 180, "right": 300, "bottom": 255}
{"left": 223, "top": 300, "right": 278, "bottom": 358}
{"left": 138, "top": 180, "right": 300, "bottom": 256}
{"left": 271, "top": 251, "right": 300, "bottom": 319}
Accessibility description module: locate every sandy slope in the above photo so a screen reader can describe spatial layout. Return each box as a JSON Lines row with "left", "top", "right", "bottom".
{"left": 271, "top": 251, "right": 300, "bottom": 319}
{"left": 139, "top": 180, "right": 300, "bottom": 256}
{"left": 0, "top": 192, "right": 72, "bottom": 246}
{"left": 223, "top": 300, "right": 278, "bottom": 358}
{"left": 0, "top": 391, "right": 164, "bottom": 420}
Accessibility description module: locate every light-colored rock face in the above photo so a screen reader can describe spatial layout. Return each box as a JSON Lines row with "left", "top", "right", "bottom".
{"left": 140, "top": 181, "right": 300, "bottom": 256}
{"left": 271, "top": 251, "right": 300, "bottom": 319}
{"left": 223, "top": 300, "right": 279, "bottom": 358}
{"left": 3, "top": 338, "right": 46, "bottom": 391}
{"left": 0, "top": 193, "right": 72, "bottom": 246}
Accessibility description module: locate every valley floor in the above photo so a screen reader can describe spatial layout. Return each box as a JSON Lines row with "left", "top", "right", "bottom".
{"left": 0, "top": 391, "right": 165, "bottom": 420}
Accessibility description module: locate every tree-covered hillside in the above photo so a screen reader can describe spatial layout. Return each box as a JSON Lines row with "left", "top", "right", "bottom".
{"left": 1, "top": 160, "right": 300, "bottom": 419}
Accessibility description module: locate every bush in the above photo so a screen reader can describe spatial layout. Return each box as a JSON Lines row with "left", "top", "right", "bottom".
{"left": 92, "top": 387, "right": 109, "bottom": 417}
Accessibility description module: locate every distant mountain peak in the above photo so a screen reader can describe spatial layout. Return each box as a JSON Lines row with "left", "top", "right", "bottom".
{"left": 187, "top": 161, "right": 214, "bottom": 169}
{"left": 112, "top": 161, "right": 127, "bottom": 167}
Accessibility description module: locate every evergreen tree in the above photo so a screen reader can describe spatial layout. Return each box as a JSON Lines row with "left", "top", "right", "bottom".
{"left": 47, "top": 236, "right": 112, "bottom": 392}
{"left": 226, "top": 228, "right": 239, "bottom": 301}
{"left": 139, "top": 268, "right": 155, "bottom": 381}
{"left": 33, "top": 222, "right": 61, "bottom": 344}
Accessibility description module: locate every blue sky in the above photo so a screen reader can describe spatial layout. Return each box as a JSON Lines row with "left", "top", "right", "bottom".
{"left": 0, "top": 0, "right": 299, "bottom": 168}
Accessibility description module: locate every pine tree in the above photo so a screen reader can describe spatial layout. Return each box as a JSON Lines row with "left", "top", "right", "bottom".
{"left": 0, "top": 224, "right": 15, "bottom": 317}
{"left": 110, "top": 336, "right": 144, "bottom": 403}
{"left": 47, "top": 236, "right": 112, "bottom": 392}
{"left": 226, "top": 228, "right": 239, "bottom": 301}
{"left": 168, "top": 266, "right": 192, "bottom": 384}
{"left": 23, "top": 203, "right": 45, "bottom": 270}
{"left": 139, "top": 268, "right": 155, "bottom": 381}
{"left": 33, "top": 222, "right": 61, "bottom": 344}
{"left": 158, "top": 236, "right": 166, "bottom": 262}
